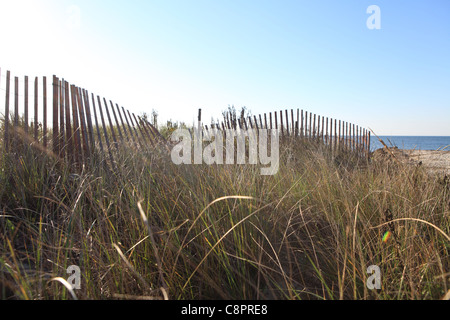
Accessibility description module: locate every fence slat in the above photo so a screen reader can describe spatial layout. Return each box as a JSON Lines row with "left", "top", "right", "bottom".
{"left": 127, "top": 110, "right": 144, "bottom": 149}
{"left": 334, "top": 119, "right": 337, "bottom": 151}
{"left": 24, "top": 76, "right": 28, "bottom": 135}
{"left": 304, "top": 111, "right": 308, "bottom": 139}
{"left": 52, "top": 76, "right": 59, "bottom": 155}
{"left": 76, "top": 87, "right": 90, "bottom": 159}
{"left": 352, "top": 124, "right": 355, "bottom": 152}
{"left": 64, "top": 81, "right": 74, "bottom": 164}
{"left": 349, "top": 122, "right": 352, "bottom": 150}
{"left": 269, "top": 112, "right": 273, "bottom": 130}
{"left": 300, "top": 110, "right": 304, "bottom": 139}
{"left": 244, "top": 116, "right": 249, "bottom": 130}
{"left": 34, "top": 77, "right": 38, "bottom": 143}
{"left": 285, "top": 109, "right": 289, "bottom": 136}
{"left": 124, "top": 108, "right": 141, "bottom": 147}
{"left": 89, "top": 93, "right": 103, "bottom": 154}
{"left": 353, "top": 125, "right": 356, "bottom": 152}
{"left": 351, "top": 123, "right": 353, "bottom": 150}
{"left": 59, "top": 80, "right": 65, "bottom": 158}
{"left": 317, "top": 114, "right": 320, "bottom": 140}
{"left": 274, "top": 111, "right": 278, "bottom": 131}
{"left": 362, "top": 129, "right": 365, "bottom": 155}
{"left": 279, "top": 111, "right": 283, "bottom": 136}
{"left": 147, "top": 116, "right": 160, "bottom": 141}
{"left": 144, "top": 116, "right": 157, "bottom": 141}
{"left": 13, "top": 77, "right": 19, "bottom": 150}
{"left": 123, "top": 108, "right": 137, "bottom": 146}
{"left": 346, "top": 122, "right": 349, "bottom": 150}
{"left": 291, "top": 109, "right": 295, "bottom": 135}
{"left": 321, "top": 116, "right": 324, "bottom": 141}
{"left": 70, "top": 85, "right": 82, "bottom": 165}
{"left": 328, "top": 118, "right": 331, "bottom": 148}
{"left": 351, "top": 123, "right": 354, "bottom": 150}
{"left": 109, "top": 100, "right": 123, "bottom": 142}
{"left": 98, "top": 96, "right": 115, "bottom": 164}
{"left": 103, "top": 98, "right": 118, "bottom": 150}
{"left": 362, "top": 127, "right": 365, "bottom": 155}
{"left": 83, "top": 89, "right": 95, "bottom": 151}
{"left": 254, "top": 115, "right": 259, "bottom": 133}
{"left": 43, "top": 76, "right": 48, "bottom": 148}
{"left": 3, "top": 70, "right": 9, "bottom": 151}
{"left": 359, "top": 126, "right": 362, "bottom": 155}
{"left": 14, "top": 77, "right": 18, "bottom": 128}
{"left": 312, "top": 114, "right": 316, "bottom": 139}
{"left": 115, "top": 103, "right": 130, "bottom": 142}
{"left": 342, "top": 121, "right": 348, "bottom": 149}
{"left": 318, "top": 115, "right": 321, "bottom": 141}
{"left": 353, "top": 124, "right": 356, "bottom": 152}
{"left": 2, "top": 70, "right": 7, "bottom": 151}
{"left": 134, "top": 114, "right": 151, "bottom": 146}
{"left": 138, "top": 115, "right": 155, "bottom": 146}
{"left": 121, "top": 107, "right": 135, "bottom": 141}
{"left": 309, "top": 112, "right": 312, "bottom": 139}
{"left": 137, "top": 113, "right": 152, "bottom": 146}
{"left": 147, "top": 120, "right": 166, "bottom": 142}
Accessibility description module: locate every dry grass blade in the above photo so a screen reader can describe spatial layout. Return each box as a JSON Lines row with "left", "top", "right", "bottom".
{"left": 180, "top": 200, "right": 270, "bottom": 293}
{"left": 48, "top": 277, "right": 78, "bottom": 300}
{"left": 370, "top": 218, "right": 450, "bottom": 243}
{"left": 369, "top": 128, "right": 406, "bottom": 166}
{"left": 442, "top": 290, "right": 450, "bottom": 300}
{"left": 248, "top": 221, "right": 292, "bottom": 297}
{"left": 137, "top": 200, "right": 169, "bottom": 299}
{"left": 0, "top": 215, "right": 15, "bottom": 219}
{"left": 170, "top": 195, "right": 255, "bottom": 279}
{"left": 113, "top": 293, "right": 163, "bottom": 300}
{"left": 113, "top": 243, "right": 152, "bottom": 292}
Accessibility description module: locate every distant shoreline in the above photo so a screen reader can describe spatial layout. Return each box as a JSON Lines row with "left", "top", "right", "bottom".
{"left": 371, "top": 136, "right": 450, "bottom": 152}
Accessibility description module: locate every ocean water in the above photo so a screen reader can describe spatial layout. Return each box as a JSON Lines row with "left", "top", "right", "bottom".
{"left": 370, "top": 136, "right": 450, "bottom": 151}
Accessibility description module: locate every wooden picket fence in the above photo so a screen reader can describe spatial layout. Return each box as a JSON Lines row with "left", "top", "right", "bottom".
{"left": 1, "top": 68, "right": 165, "bottom": 171}
{"left": 201, "top": 108, "right": 371, "bottom": 159}
{"left": 1, "top": 67, "right": 371, "bottom": 171}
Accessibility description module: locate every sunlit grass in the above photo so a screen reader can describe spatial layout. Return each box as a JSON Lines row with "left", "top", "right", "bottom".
{"left": 0, "top": 130, "right": 449, "bottom": 300}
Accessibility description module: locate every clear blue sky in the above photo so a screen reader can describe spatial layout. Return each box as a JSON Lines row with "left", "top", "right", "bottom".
{"left": 0, "top": 0, "right": 449, "bottom": 135}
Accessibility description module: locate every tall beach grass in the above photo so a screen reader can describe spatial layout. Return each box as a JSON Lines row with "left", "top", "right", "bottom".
{"left": 0, "top": 128, "right": 449, "bottom": 300}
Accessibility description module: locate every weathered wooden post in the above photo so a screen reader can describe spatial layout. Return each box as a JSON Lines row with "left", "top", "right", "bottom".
{"left": 4, "top": 71, "right": 10, "bottom": 151}
{"left": 43, "top": 76, "right": 48, "bottom": 148}
{"left": 52, "top": 76, "right": 59, "bottom": 156}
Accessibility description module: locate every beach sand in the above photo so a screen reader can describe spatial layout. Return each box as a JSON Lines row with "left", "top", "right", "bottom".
{"left": 403, "top": 150, "right": 450, "bottom": 175}
{"left": 372, "top": 148, "right": 450, "bottom": 175}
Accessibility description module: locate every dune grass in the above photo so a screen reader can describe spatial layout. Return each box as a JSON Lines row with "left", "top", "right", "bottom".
{"left": 0, "top": 133, "right": 449, "bottom": 300}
